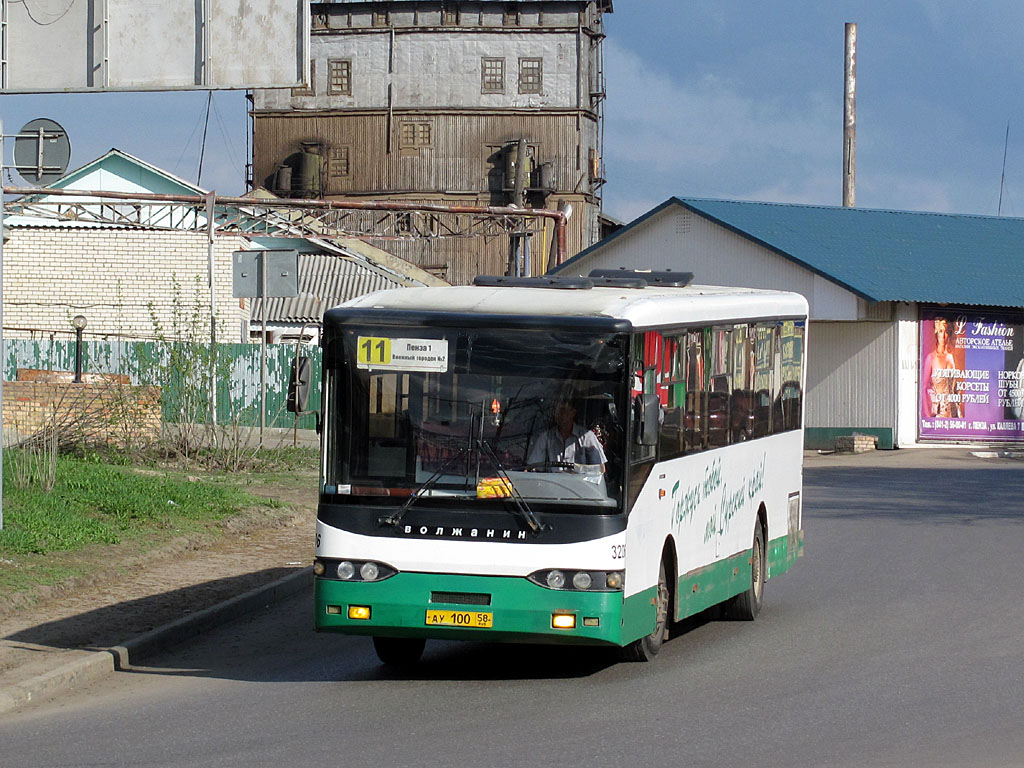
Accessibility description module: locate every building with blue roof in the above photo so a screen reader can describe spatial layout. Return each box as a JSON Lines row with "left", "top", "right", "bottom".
{"left": 552, "top": 197, "right": 1024, "bottom": 449}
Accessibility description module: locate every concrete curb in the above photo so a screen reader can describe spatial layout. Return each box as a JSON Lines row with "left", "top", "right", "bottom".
{"left": 0, "top": 567, "right": 312, "bottom": 716}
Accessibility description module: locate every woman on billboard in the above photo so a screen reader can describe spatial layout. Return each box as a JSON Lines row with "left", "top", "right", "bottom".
{"left": 922, "top": 317, "right": 961, "bottom": 418}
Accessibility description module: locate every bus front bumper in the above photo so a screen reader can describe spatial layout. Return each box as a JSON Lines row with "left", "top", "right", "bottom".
{"left": 314, "top": 572, "right": 627, "bottom": 646}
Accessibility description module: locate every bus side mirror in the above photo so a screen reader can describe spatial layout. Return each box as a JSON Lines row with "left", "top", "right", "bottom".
{"left": 635, "top": 393, "right": 660, "bottom": 446}
{"left": 287, "top": 355, "right": 312, "bottom": 414}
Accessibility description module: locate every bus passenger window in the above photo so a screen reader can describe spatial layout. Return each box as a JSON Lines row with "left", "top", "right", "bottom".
{"left": 658, "top": 334, "right": 686, "bottom": 461}
{"left": 773, "top": 320, "right": 804, "bottom": 432}
{"left": 684, "top": 328, "right": 709, "bottom": 453}
{"left": 707, "top": 328, "right": 730, "bottom": 447}
{"left": 752, "top": 323, "right": 775, "bottom": 437}
{"left": 729, "top": 324, "right": 755, "bottom": 443}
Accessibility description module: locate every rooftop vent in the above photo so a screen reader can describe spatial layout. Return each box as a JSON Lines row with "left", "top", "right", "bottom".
{"left": 473, "top": 275, "right": 594, "bottom": 290}
{"left": 589, "top": 276, "right": 648, "bottom": 289}
{"left": 589, "top": 268, "right": 694, "bottom": 288}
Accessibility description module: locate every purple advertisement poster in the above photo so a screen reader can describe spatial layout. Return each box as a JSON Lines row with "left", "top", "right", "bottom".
{"left": 919, "top": 307, "right": 1024, "bottom": 441}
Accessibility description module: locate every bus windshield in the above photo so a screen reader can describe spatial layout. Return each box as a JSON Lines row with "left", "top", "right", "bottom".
{"left": 323, "top": 326, "right": 628, "bottom": 511}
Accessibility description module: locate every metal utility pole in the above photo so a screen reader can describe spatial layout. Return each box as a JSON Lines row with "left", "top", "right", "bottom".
{"left": 206, "top": 192, "right": 218, "bottom": 433}
{"left": 843, "top": 22, "right": 857, "bottom": 208}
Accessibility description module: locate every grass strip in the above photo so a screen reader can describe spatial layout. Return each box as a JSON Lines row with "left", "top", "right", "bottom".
{"left": 1, "top": 453, "right": 258, "bottom": 556}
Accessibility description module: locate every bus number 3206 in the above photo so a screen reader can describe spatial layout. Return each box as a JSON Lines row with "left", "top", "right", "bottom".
{"left": 611, "top": 544, "right": 625, "bottom": 559}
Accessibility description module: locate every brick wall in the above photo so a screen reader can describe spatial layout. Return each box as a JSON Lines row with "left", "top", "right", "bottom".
{"left": 2, "top": 227, "right": 250, "bottom": 342}
{"left": 2, "top": 380, "right": 162, "bottom": 448}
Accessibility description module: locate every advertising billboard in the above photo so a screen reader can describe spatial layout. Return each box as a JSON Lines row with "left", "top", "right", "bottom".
{"left": 1, "top": 0, "right": 309, "bottom": 93}
{"left": 919, "top": 307, "right": 1024, "bottom": 441}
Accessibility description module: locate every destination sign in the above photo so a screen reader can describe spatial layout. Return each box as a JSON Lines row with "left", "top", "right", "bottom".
{"left": 356, "top": 336, "right": 449, "bottom": 372}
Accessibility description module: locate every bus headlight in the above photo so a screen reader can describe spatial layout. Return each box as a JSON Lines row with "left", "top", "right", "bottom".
{"left": 315, "top": 559, "right": 397, "bottom": 582}
{"left": 528, "top": 569, "right": 624, "bottom": 592}
{"left": 359, "top": 562, "right": 380, "bottom": 581}
{"left": 572, "top": 571, "right": 593, "bottom": 590}
{"left": 546, "top": 570, "right": 566, "bottom": 589}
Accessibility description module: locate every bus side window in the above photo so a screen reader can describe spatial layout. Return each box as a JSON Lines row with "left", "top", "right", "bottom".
{"left": 708, "top": 327, "right": 731, "bottom": 447}
{"left": 630, "top": 331, "right": 660, "bottom": 464}
{"left": 752, "top": 323, "right": 774, "bottom": 437}
{"left": 774, "top": 320, "right": 804, "bottom": 432}
{"left": 658, "top": 334, "right": 686, "bottom": 461}
{"left": 781, "top": 321, "right": 804, "bottom": 430}
{"left": 683, "top": 327, "right": 709, "bottom": 453}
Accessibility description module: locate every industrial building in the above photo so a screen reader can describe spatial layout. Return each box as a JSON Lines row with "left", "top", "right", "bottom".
{"left": 553, "top": 197, "right": 1024, "bottom": 449}
{"left": 250, "top": 0, "right": 613, "bottom": 284}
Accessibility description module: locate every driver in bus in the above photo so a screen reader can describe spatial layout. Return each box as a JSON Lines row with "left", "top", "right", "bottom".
{"left": 526, "top": 399, "right": 607, "bottom": 472}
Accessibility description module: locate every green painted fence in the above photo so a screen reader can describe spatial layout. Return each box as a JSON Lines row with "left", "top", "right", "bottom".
{"left": 3, "top": 339, "right": 322, "bottom": 430}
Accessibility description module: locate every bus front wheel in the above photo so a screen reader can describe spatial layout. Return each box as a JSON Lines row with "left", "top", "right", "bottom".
{"left": 373, "top": 636, "right": 426, "bottom": 667}
{"left": 621, "top": 558, "right": 670, "bottom": 662}
{"left": 726, "top": 524, "right": 765, "bottom": 621}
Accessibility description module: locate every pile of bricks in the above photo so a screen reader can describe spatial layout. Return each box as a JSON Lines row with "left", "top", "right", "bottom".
{"left": 834, "top": 433, "right": 878, "bottom": 453}
{"left": 3, "top": 373, "right": 161, "bottom": 448}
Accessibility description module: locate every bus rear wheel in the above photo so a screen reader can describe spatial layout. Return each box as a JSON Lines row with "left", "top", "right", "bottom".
{"left": 373, "top": 636, "right": 426, "bottom": 667}
{"left": 726, "top": 524, "right": 765, "bottom": 621}
{"left": 621, "top": 559, "right": 670, "bottom": 662}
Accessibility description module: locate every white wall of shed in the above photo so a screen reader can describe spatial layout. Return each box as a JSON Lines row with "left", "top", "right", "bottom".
{"left": 896, "top": 301, "right": 922, "bottom": 446}
{"left": 805, "top": 320, "right": 897, "bottom": 432}
{"left": 557, "top": 205, "right": 861, "bottom": 321}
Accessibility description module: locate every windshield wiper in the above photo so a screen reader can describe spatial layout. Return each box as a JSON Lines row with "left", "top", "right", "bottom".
{"left": 378, "top": 445, "right": 469, "bottom": 529}
{"left": 378, "top": 439, "right": 546, "bottom": 536}
{"left": 477, "top": 439, "right": 547, "bottom": 535}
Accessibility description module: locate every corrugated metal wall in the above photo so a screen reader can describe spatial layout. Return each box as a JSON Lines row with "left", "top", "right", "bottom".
{"left": 805, "top": 321, "right": 896, "bottom": 430}
{"left": 253, "top": 111, "right": 591, "bottom": 196}
{"left": 4, "top": 339, "right": 322, "bottom": 430}
{"left": 253, "top": 112, "right": 596, "bottom": 282}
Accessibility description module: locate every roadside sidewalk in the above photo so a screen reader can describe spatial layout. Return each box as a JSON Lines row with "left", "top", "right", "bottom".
{"left": 804, "top": 444, "right": 1024, "bottom": 469}
{"left": 0, "top": 504, "right": 315, "bottom": 715}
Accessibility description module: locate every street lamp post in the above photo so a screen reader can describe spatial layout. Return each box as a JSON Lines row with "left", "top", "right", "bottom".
{"left": 72, "top": 315, "right": 87, "bottom": 383}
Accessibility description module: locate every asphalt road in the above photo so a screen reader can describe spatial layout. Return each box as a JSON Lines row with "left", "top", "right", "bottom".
{"left": 2, "top": 452, "right": 1023, "bottom": 768}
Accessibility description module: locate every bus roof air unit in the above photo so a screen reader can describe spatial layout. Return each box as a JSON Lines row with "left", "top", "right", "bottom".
{"left": 588, "top": 269, "right": 694, "bottom": 288}
{"left": 473, "top": 275, "right": 596, "bottom": 290}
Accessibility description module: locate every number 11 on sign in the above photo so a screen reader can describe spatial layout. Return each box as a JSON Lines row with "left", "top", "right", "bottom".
{"left": 358, "top": 337, "right": 391, "bottom": 365}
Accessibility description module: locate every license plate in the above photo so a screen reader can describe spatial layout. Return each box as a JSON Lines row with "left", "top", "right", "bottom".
{"left": 425, "top": 609, "right": 493, "bottom": 629}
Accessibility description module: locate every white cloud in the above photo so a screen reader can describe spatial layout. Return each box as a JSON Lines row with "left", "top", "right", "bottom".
{"left": 599, "top": 35, "right": 1003, "bottom": 222}
{"left": 602, "top": 39, "right": 838, "bottom": 220}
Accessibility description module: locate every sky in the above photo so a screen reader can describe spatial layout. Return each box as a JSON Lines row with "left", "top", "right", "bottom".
{"left": 3, "top": 1, "right": 1024, "bottom": 224}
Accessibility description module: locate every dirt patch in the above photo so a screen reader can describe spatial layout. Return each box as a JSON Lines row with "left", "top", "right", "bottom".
{"left": 0, "top": 471, "right": 319, "bottom": 674}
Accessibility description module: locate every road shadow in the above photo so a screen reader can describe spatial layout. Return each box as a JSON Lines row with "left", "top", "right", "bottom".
{"left": 111, "top": 589, "right": 728, "bottom": 685}
{"left": 2, "top": 568, "right": 299, "bottom": 652}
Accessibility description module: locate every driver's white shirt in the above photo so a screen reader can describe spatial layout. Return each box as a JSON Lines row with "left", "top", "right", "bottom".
{"left": 527, "top": 424, "right": 607, "bottom": 466}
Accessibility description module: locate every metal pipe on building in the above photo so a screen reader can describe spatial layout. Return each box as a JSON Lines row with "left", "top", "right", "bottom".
{"left": 843, "top": 22, "right": 857, "bottom": 208}
{"left": 513, "top": 138, "right": 528, "bottom": 208}
{"left": 2, "top": 186, "right": 571, "bottom": 265}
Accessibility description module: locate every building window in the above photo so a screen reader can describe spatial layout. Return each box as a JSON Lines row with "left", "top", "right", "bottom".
{"left": 328, "top": 59, "right": 352, "bottom": 95}
{"left": 481, "top": 57, "right": 505, "bottom": 93}
{"left": 503, "top": 7, "right": 518, "bottom": 26}
{"left": 329, "top": 146, "right": 351, "bottom": 178}
{"left": 518, "top": 57, "right": 542, "bottom": 94}
{"left": 373, "top": 10, "right": 389, "bottom": 27}
{"left": 292, "top": 59, "right": 315, "bottom": 96}
{"left": 441, "top": 5, "right": 459, "bottom": 25}
{"left": 400, "top": 121, "right": 432, "bottom": 149}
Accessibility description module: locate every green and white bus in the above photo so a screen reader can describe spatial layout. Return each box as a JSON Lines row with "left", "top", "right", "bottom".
{"left": 312, "top": 271, "right": 807, "bottom": 664}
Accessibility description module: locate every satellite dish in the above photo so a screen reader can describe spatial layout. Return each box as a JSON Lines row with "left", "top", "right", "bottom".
{"left": 13, "top": 118, "right": 71, "bottom": 186}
